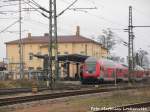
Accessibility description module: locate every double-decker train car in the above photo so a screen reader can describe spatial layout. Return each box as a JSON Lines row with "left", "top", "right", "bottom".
{"left": 80, "top": 57, "right": 145, "bottom": 84}
{"left": 132, "top": 65, "right": 144, "bottom": 81}
{"left": 143, "top": 69, "right": 150, "bottom": 81}
{"left": 115, "top": 63, "right": 128, "bottom": 82}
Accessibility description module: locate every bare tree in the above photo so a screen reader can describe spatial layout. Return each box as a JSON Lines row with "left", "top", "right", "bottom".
{"left": 97, "top": 28, "right": 116, "bottom": 51}
{"left": 109, "top": 54, "right": 125, "bottom": 63}
{"left": 135, "top": 49, "right": 149, "bottom": 67}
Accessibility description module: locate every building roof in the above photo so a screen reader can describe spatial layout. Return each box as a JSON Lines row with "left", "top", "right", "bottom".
{"left": 5, "top": 33, "right": 109, "bottom": 51}
{"left": 5, "top": 34, "right": 102, "bottom": 45}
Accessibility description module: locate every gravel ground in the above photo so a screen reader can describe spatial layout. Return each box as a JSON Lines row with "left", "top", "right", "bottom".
{"left": 0, "top": 87, "right": 150, "bottom": 112}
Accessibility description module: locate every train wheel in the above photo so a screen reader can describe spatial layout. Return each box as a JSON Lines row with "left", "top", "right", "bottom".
{"left": 81, "top": 79, "right": 87, "bottom": 84}
{"left": 98, "top": 79, "right": 104, "bottom": 84}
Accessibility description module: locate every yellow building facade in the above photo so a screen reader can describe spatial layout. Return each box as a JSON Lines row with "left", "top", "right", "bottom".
{"left": 6, "top": 27, "right": 108, "bottom": 79}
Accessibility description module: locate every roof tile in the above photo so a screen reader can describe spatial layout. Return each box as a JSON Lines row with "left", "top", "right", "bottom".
{"left": 5, "top": 35, "right": 100, "bottom": 45}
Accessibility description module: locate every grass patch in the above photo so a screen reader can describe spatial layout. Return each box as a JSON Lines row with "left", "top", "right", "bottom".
{"left": 71, "top": 88, "right": 150, "bottom": 107}
{"left": 0, "top": 80, "right": 33, "bottom": 88}
{"left": 48, "top": 88, "right": 150, "bottom": 112}
{"left": 0, "top": 80, "right": 48, "bottom": 89}
{"left": 0, "top": 108, "right": 11, "bottom": 112}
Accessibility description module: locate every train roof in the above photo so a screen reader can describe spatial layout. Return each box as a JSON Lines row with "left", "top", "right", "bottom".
{"left": 85, "top": 57, "right": 127, "bottom": 69}
{"left": 122, "top": 64, "right": 144, "bottom": 71}
{"left": 135, "top": 65, "right": 144, "bottom": 71}
{"left": 85, "top": 57, "right": 118, "bottom": 68}
{"left": 85, "top": 57, "right": 97, "bottom": 63}
{"left": 98, "top": 58, "right": 117, "bottom": 68}
{"left": 115, "top": 63, "right": 128, "bottom": 69}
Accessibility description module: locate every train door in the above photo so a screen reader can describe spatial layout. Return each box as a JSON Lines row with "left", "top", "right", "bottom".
{"left": 99, "top": 64, "right": 104, "bottom": 81}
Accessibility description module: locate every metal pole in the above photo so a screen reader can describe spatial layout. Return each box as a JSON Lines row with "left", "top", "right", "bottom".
{"left": 19, "top": 0, "right": 23, "bottom": 79}
{"left": 128, "top": 6, "right": 134, "bottom": 81}
{"left": 130, "top": 6, "right": 134, "bottom": 71}
{"left": 128, "top": 6, "right": 132, "bottom": 81}
{"left": 48, "top": 0, "right": 52, "bottom": 88}
{"left": 54, "top": 0, "right": 59, "bottom": 80}
{"left": 127, "top": 6, "right": 150, "bottom": 82}
{"left": 48, "top": 0, "right": 58, "bottom": 89}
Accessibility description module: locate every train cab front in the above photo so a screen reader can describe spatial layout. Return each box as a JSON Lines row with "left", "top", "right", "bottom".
{"left": 81, "top": 57, "right": 99, "bottom": 84}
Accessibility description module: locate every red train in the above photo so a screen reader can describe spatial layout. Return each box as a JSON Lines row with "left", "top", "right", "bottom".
{"left": 80, "top": 57, "right": 147, "bottom": 84}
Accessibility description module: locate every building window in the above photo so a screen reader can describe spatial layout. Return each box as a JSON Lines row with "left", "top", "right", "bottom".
{"left": 30, "top": 45, "right": 32, "bottom": 48}
{"left": 96, "top": 52, "right": 98, "bottom": 56}
{"left": 38, "top": 45, "right": 41, "bottom": 50}
{"left": 65, "top": 44, "right": 68, "bottom": 48}
{"left": 58, "top": 52, "right": 60, "bottom": 55}
{"left": 29, "top": 52, "right": 33, "bottom": 60}
{"left": 37, "top": 67, "right": 42, "bottom": 70}
{"left": 37, "top": 52, "right": 41, "bottom": 55}
{"left": 28, "top": 67, "right": 34, "bottom": 70}
{"left": 94, "top": 52, "right": 96, "bottom": 56}
{"left": 64, "top": 52, "right": 68, "bottom": 54}
{"left": 80, "top": 51, "right": 85, "bottom": 54}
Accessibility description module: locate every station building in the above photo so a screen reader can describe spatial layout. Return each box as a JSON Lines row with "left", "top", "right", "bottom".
{"left": 5, "top": 26, "right": 108, "bottom": 79}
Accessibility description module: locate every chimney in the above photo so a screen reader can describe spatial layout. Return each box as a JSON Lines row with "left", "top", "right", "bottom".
{"left": 28, "top": 33, "right": 31, "bottom": 38}
{"left": 76, "top": 26, "right": 80, "bottom": 37}
{"left": 44, "top": 33, "right": 49, "bottom": 37}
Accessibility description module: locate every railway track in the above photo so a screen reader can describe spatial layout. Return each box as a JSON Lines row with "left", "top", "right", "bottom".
{"left": 0, "top": 82, "right": 148, "bottom": 95}
{"left": 0, "top": 85, "right": 149, "bottom": 107}
{"left": 95, "top": 101, "right": 150, "bottom": 112}
{"left": 0, "top": 83, "right": 125, "bottom": 95}
{"left": 0, "top": 88, "right": 49, "bottom": 95}
{"left": 0, "top": 86, "right": 92, "bottom": 95}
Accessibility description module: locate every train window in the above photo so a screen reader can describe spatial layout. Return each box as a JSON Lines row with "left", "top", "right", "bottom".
{"left": 119, "top": 69, "right": 122, "bottom": 72}
{"left": 29, "top": 52, "right": 33, "bottom": 60}
{"left": 86, "top": 62, "right": 96, "bottom": 73}
{"left": 116, "top": 69, "right": 118, "bottom": 72}
{"left": 100, "top": 66, "right": 104, "bottom": 71}
{"left": 112, "top": 71, "right": 115, "bottom": 77}
{"left": 125, "top": 74, "right": 128, "bottom": 78}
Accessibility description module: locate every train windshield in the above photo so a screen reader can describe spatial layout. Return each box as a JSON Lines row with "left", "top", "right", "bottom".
{"left": 86, "top": 62, "right": 96, "bottom": 73}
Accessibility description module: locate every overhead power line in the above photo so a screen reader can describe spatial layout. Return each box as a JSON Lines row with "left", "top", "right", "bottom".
{"left": 133, "top": 26, "right": 150, "bottom": 28}
{"left": 24, "top": 0, "right": 96, "bottom": 19}
{"left": 27, "top": 0, "right": 49, "bottom": 13}
{"left": 2, "top": 0, "right": 19, "bottom": 2}
{"left": 0, "top": 17, "right": 17, "bottom": 19}
{"left": 0, "top": 20, "right": 19, "bottom": 34}
{"left": 69, "top": 7, "right": 97, "bottom": 12}
{"left": 69, "top": 7, "right": 97, "bottom": 10}
{"left": 6, "top": 30, "right": 28, "bottom": 33}
{"left": 0, "top": 2, "right": 26, "bottom": 7}
{"left": 57, "top": 0, "right": 78, "bottom": 17}
{"left": 86, "top": 0, "right": 104, "bottom": 9}
{"left": 2, "top": 0, "right": 49, "bottom": 17}
{"left": 23, "top": 0, "right": 49, "bottom": 18}
{"left": 29, "top": 0, "right": 41, "bottom": 7}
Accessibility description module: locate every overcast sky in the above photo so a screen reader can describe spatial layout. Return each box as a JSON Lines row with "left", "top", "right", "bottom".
{"left": 0, "top": 0, "right": 150, "bottom": 62}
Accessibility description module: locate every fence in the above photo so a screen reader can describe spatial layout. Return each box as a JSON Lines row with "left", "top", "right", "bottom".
{"left": 0, "top": 71, "right": 9, "bottom": 80}
{"left": 28, "top": 70, "right": 48, "bottom": 81}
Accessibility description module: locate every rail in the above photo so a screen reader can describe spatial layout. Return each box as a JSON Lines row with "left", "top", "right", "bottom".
{"left": 0, "top": 85, "right": 149, "bottom": 107}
